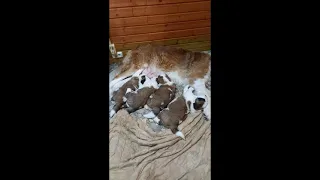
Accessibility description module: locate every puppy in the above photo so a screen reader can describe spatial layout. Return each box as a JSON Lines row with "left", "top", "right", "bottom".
{"left": 123, "top": 75, "right": 159, "bottom": 113}
{"left": 110, "top": 69, "right": 144, "bottom": 118}
{"left": 153, "top": 96, "right": 188, "bottom": 140}
{"left": 183, "top": 85, "right": 208, "bottom": 114}
{"left": 143, "top": 73, "right": 176, "bottom": 118}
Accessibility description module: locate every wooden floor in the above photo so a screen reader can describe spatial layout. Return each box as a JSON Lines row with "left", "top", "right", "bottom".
{"left": 109, "top": 57, "right": 123, "bottom": 64}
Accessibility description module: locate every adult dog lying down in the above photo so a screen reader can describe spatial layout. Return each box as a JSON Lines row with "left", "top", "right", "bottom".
{"left": 110, "top": 44, "right": 211, "bottom": 120}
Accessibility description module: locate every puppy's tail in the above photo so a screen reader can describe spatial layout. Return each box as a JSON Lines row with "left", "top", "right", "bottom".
{"left": 143, "top": 111, "right": 156, "bottom": 119}
{"left": 175, "top": 131, "right": 185, "bottom": 140}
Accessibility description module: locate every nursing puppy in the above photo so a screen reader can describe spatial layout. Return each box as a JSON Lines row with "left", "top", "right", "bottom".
{"left": 123, "top": 75, "right": 159, "bottom": 113}
{"left": 110, "top": 69, "right": 144, "bottom": 118}
{"left": 153, "top": 96, "right": 188, "bottom": 140}
{"left": 143, "top": 73, "right": 176, "bottom": 118}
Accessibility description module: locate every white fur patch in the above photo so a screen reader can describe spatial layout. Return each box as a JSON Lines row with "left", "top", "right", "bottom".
{"left": 150, "top": 77, "right": 159, "bottom": 89}
{"left": 183, "top": 85, "right": 197, "bottom": 113}
{"left": 165, "top": 72, "right": 189, "bottom": 86}
{"left": 161, "top": 102, "right": 164, "bottom": 105}
{"left": 122, "top": 97, "right": 127, "bottom": 102}
{"left": 126, "top": 88, "right": 132, "bottom": 94}
{"left": 132, "top": 68, "right": 144, "bottom": 77}
{"left": 175, "top": 131, "right": 185, "bottom": 140}
{"left": 153, "top": 117, "right": 160, "bottom": 124}
{"left": 168, "top": 97, "right": 179, "bottom": 107}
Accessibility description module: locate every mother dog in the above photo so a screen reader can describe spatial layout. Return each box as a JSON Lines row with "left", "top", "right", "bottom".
{"left": 109, "top": 44, "right": 211, "bottom": 120}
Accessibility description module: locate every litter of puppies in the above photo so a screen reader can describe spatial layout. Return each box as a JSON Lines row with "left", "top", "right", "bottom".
{"left": 110, "top": 69, "right": 208, "bottom": 140}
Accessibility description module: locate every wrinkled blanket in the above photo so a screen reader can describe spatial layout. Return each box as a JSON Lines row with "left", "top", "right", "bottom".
{"left": 109, "top": 110, "right": 211, "bottom": 180}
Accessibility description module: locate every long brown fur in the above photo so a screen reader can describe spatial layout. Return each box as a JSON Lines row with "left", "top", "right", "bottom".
{"left": 114, "top": 44, "right": 211, "bottom": 84}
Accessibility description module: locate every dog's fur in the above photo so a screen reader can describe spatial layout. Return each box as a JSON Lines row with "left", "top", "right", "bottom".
{"left": 110, "top": 44, "right": 211, "bottom": 120}
{"left": 183, "top": 85, "right": 208, "bottom": 114}
{"left": 110, "top": 69, "right": 144, "bottom": 118}
{"left": 143, "top": 74, "right": 176, "bottom": 118}
{"left": 153, "top": 96, "right": 188, "bottom": 139}
{"left": 123, "top": 75, "right": 158, "bottom": 113}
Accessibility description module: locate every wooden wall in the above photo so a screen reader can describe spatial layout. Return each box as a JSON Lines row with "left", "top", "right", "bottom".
{"left": 109, "top": 0, "right": 211, "bottom": 56}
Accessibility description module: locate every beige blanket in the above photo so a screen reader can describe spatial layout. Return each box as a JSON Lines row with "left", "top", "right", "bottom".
{"left": 109, "top": 110, "right": 211, "bottom": 180}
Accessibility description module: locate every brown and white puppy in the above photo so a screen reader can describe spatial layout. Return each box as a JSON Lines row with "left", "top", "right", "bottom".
{"left": 153, "top": 96, "right": 188, "bottom": 140}
{"left": 110, "top": 69, "right": 144, "bottom": 118}
{"left": 143, "top": 73, "right": 176, "bottom": 118}
{"left": 183, "top": 85, "right": 208, "bottom": 114}
{"left": 109, "top": 44, "right": 211, "bottom": 120}
{"left": 123, "top": 75, "right": 159, "bottom": 113}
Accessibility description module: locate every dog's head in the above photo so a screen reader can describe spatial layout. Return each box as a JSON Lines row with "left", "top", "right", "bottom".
{"left": 156, "top": 75, "right": 165, "bottom": 85}
{"left": 139, "top": 74, "right": 159, "bottom": 89}
{"left": 183, "top": 85, "right": 208, "bottom": 111}
{"left": 156, "top": 73, "right": 174, "bottom": 86}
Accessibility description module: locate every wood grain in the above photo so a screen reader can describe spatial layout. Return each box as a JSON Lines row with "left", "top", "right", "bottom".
{"left": 110, "top": 20, "right": 210, "bottom": 37}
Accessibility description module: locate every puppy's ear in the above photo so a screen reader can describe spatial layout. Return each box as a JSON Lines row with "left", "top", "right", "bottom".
{"left": 193, "top": 98, "right": 206, "bottom": 110}
{"left": 156, "top": 76, "right": 165, "bottom": 84}
{"left": 141, "top": 75, "right": 146, "bottom": 84}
